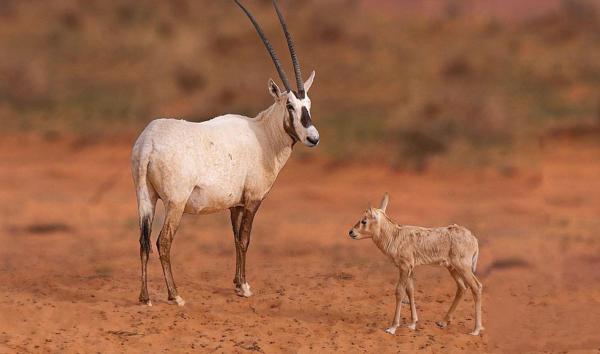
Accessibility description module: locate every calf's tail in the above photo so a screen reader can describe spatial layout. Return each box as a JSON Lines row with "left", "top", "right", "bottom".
{"left": 472, "top": 249, "right": 479, "bottom": 273}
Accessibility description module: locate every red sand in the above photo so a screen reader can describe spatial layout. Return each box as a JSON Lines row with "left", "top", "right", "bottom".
{"left": 0, "top": 135, "right": 599, "bottom": 352}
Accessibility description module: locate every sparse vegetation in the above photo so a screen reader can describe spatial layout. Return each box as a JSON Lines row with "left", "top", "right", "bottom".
{"left": 0, "top": 0, "right": 598, "bottom": 168}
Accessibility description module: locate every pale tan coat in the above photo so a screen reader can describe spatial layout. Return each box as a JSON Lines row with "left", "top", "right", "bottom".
{"left": 349, "top": 194, "right": 484, "bottom": 335}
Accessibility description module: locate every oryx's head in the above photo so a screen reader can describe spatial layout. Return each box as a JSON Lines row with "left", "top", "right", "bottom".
{"left": 268, "top": 72, "right": 318, "bottom": 147}
{"left": 235, "top": 0, "right": 320, "bottom": 147}
{"left": 349, "top": 193, "right": 389, "bottom": 240}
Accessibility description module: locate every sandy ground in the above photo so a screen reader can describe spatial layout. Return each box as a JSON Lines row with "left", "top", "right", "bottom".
{"left": 0, "top": 135, "right": 599, "bottom": 353}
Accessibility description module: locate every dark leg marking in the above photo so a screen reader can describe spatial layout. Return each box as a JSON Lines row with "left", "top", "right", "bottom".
{"left": 139, "top": 215, "right": 152, "bottom": 304}
{"left": 231, "top": 201, "right": 261, "bottom": 297}
{"left": 156, "top": 203, "right": 185, "bottom": 306}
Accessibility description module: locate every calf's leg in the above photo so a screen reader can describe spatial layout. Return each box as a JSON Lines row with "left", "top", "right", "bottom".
{"left": 406, "top": 277, "right": 418, "bottom": 330}
{"left": 460, "top": 269, "right": 484, "bottom": 335}
{"left": 437, "top": 268, "right": 467, "bottom": 328}
{"left": 385, "top": 268, "right": 410, "bottom": 335}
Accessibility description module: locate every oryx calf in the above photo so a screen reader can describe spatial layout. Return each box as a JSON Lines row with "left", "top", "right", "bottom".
{"left": 348, "top": 194, "right": 484, "bottom": 336}
{"left": 132, "top": 0, "right": 319, "bottom": 306}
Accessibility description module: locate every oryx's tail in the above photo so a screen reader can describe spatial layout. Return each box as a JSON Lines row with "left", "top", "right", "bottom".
{"left": 132, "top": 142, "right": 155, "bottom": 255}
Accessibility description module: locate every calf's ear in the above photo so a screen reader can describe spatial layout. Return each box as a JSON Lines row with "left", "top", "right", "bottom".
{"left": 379, "top": 193, "right": 389, "bottom": 212}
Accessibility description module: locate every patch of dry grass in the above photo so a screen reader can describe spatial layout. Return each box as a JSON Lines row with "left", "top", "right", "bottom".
{"left": 0, "top": 0, "right": 598, "bottom": 168}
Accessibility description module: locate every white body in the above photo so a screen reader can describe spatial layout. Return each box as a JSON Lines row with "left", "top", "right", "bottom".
{"left": 132, "top": 0, "right": 317, "bottom": 306}
{"left": 132, "top": 74, "right": 318, "bottom": 305}
{"left": 132, "top": 106, "right": 292, "bottom": 216}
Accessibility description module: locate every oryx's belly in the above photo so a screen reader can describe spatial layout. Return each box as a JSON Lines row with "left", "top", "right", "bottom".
{"left": 184, "top": 184, "right": 243, "bottom": 214}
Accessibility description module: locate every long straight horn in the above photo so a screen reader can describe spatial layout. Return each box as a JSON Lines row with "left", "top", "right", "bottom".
{"left": 234, "top": 0, "right": 292, "bottom": 92}
{"left": 272, "top": 0, "right": 304, "bottom": 96}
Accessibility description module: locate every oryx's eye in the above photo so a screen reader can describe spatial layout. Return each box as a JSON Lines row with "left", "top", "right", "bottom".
{"left": 361, "top": 219, "right": 367, "bottom": 225}
{"left": 286, "top": 102, "right": 294, "bottom": 111}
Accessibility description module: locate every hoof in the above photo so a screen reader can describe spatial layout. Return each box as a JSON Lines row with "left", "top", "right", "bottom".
{"left": 140, "top": 299, "right": 152, "bottom": 307}
{"left": 407, "top": 322, "right": 417, "bottom": 331}
{"left": 235, "top": 283, "right": 253, "bottom": 298}
{"left": 384, "top": 326, "right": 397, "bottom": 335}
{"left": 169, "top": 295, "right": 186, "bottom": 307}
{"left": 469, "top": 327, "right": 484, "bottom": 336}
{"left": 436, "top": 321, "right": 449, "bottom": 329}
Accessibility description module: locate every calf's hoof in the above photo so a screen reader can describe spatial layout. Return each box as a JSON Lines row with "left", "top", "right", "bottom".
{"left": 139, "top": 299, "right": 152, "bottom": 307}
{"left": 384, "top": 326, "right": 398, "bottom": 335}
{"left": 235, "top": 283, "right": 253, "bottom": 298}
{"left": 407, "top": 322, "right": 417, "bottom": 331}
{"left": 436, "top": 321, "right": 449, "bottom": 328}
{"left": 469, "top": 327, "right": 484, "bottom": 336}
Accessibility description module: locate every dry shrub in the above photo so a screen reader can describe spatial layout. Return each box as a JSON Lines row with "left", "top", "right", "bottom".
{"left": 0, "top": 0, "right": 597, "bottom": 166}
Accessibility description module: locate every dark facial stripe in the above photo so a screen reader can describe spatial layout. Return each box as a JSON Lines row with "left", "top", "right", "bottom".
{"left": 300, "top": 106, "right": 312, "bottom": 128}
{"left": 284, "top": 108, "right": 300, "bottom": 145}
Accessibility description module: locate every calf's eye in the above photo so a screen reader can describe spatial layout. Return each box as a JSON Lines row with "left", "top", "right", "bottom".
{"left": 361, "top": 219, "right": 367, "bottom": 225}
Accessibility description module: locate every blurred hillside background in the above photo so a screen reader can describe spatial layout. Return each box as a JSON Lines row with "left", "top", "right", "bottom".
{"left": 0, "top": 0, "right": 598, "bottom": 169}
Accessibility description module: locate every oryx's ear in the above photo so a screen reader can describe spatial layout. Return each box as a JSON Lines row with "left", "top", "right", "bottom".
{"left": 268, "top": 79, "right": 282, "bottom": 99}
{"left": 303, "top": 70, "right": 316, "bottom": 93}
{"left": 379, "top": 192, "right": 389, "bottom": 212}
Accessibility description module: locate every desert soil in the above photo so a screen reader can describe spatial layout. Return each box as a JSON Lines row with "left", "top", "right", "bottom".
{"left": 0, "top": 135, "right": 599, "bottom": 353}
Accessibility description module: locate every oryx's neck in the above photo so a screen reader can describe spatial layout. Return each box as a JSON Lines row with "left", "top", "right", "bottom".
{"left": 252, "top": 102, "right": 294, "bottom": 176}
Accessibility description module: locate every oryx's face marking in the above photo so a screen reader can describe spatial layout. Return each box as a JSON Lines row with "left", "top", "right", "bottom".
{"left": 238, "top": 0, "right": 318, "bottom": 148}
{"left": 285, "top": 91, "right": 319, "bottom": 147}
{"left": 269, "top": 70, "right": 319, "bottom": 147}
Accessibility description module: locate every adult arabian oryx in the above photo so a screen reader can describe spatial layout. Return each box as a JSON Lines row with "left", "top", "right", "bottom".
{"left": 131, "top": 0, "right": 319, "bottom": 306}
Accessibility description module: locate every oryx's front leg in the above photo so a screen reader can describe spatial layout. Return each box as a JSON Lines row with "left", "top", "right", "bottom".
{"left": 157, "top": 202, "right": 185, "bottom": 306}
{"left": 385, "top": 267, "right": 411, "bottom": 335}
{"left": 230, "top": 201, "right": 261, "bottom": 297}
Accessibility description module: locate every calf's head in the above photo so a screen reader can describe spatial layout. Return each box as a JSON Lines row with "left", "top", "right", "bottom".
{"left": 348, "top": 193, "right": 389, "bottom": 240}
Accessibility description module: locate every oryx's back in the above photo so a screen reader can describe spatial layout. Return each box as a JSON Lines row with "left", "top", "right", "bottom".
{"left": 132, "top": 117, "right": 269, "bottom": 214}
{"left": 134, "top": 116, "right": 259, "bottom": 157}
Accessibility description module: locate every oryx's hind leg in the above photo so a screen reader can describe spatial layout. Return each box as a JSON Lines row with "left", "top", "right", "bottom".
{"left": 230, "top": 201, "right": 261, "bottom": 297}
{"left": 137, "top": 180, "right": 157, "bottom": 306}
{"left": 157, "top": 202, "right": 185, "bottom": 306}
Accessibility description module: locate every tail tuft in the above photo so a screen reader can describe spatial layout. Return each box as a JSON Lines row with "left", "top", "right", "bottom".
{"left": 472, "top": 249, "right": 479, "bottom": 273}
{"left": 140, "top": 216, "right": 152, "bottom": 254}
